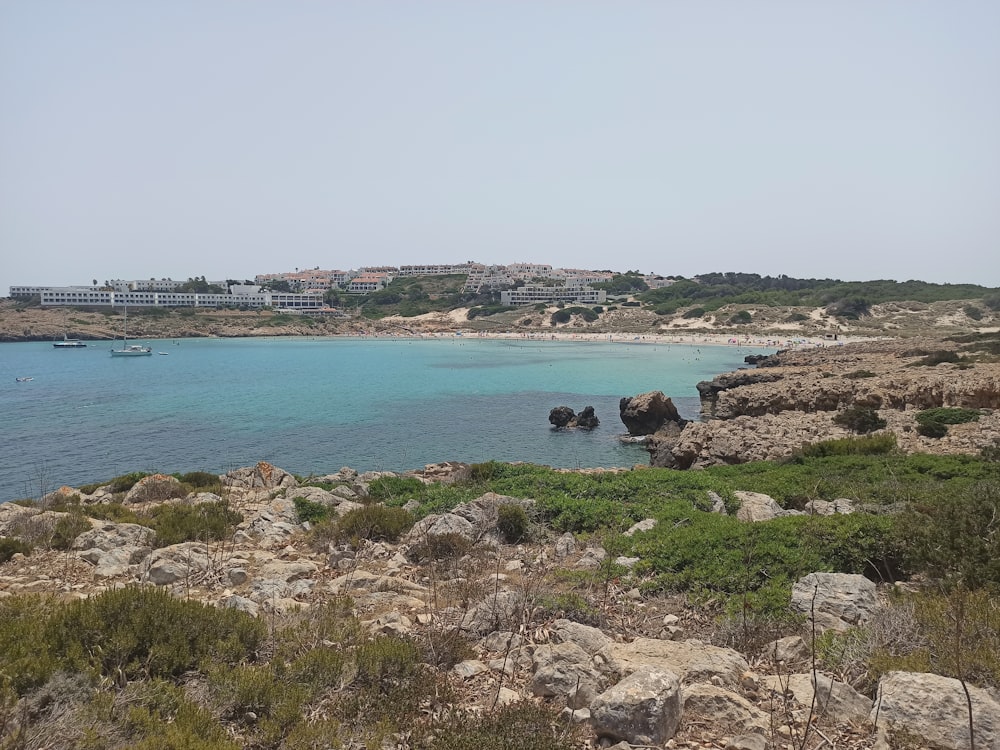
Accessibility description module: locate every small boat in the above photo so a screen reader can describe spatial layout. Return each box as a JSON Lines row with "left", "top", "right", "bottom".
{"left": 110, "top": 302, "right": 152, "bottom": 357}
{"left": 15, "top": 376, "right": 33, "bottom": 382}
{"left": 53, "top": 335, "right": 87, "bottom": 348}
{"left": 158, "top": 351, "right": 169, "bottom": 355}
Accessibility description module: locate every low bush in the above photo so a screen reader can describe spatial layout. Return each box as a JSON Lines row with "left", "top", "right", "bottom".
{"left": 49, "top": 511, "right": 92, "bottom": 550}
{"left": 0, "top": 537, "right": 31, "bottom": 563}
{"left": 843, "top": 369, "right": 877, "bottom": 379}
{"left": 832, "top": 406, "right": 887, "bottom": 434}
{"left": 916, "top": 407, "right": 981, "bottom": 426}
{"left": 496, "top": 503, "right": 529, "bottom": 543}
{"left": 367, "top": 475, "right": 427, "bottom": 502}
{"left": 800, "top": 433, "right": 897, "bottom": 458}
{"left": 175, "top": 471, "right": 222, "bottom": 494}
{"left": 49, "top": 587, "right": 266, "bottom": 683}
{"left": 533, "top": 592, "right": 603, "bottom": 626}
{"left": 682, "top": 307, "right": 706, "bottom": 319}
{"left": 107, "top": 472, "right": 151, "bottom": 493}
{"left": 293, "top": 496, "right": 332, "bottom": 524}
{"left": 335, "top": 505, "right": 414, "bottom": 546}
{"left": 964, "top": 305, "right": 984, "bottom": 321}
{"left": 147, "top": 501, "right": 242, "bottom": 547}
{"left": 909, "top": 349, "right": 961, "bottom": 366}
{"left": 412, "top": 700, "right": 579, "bottom": 750}
{"left": 728, "top": 310, "right": 752, "bottom": 325}
{"left": 408, "top": 532, "right": 472, "bottom": 562}
{"left": 916, "top": 420, "right": 948, "bottom": 438}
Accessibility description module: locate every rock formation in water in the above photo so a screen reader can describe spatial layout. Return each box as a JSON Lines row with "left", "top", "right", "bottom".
{"left": 549, "top": 405, "right": 600, "bottom": 430}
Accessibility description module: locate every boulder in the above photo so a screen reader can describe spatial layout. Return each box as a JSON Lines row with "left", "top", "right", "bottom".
{"left": 619, "top": 391, "right": 685, "bottom": 436}
{"left": 762, "top": 672, "right": 872, "bottom": 725}
{"left": 599, "top": 638, "right": 750, "bottom": 688}
{"left": 72, "top": 522, "right": 154, "bottom": 551}
{"left": 734, "top": 491, "right": 788, "bottom": 522}
{"left": 145, "top": 543, "right": 213, "bottom": 586}
{"left": 224, "top": 462, "right": 297, "bottom": 492}
{"left": 549, "top": 406, "right": 576, "bottom": 428}
{"left": 623, "top": 518, "right": 657, "bottom": 537}
{"left": 575, "top": 406, "right": 600, "bottom": 430}
{"left": 451, "top": 492, "right": 534, "bottom": 532}
{"left": 554, "top": 532, "right": 577, "bottom": 560}
{"left": 550, "top": 619, "right": 612, "bottom": 656}
{"left": 682, "top": 683, "right": 769, "bottom": 734}
{"left": 122, "top": 474, "right": 186, "bottom": 504}
{"left": 461, "top": 589, "right": 525, "bottom": 635}
{"left": 791, "top": 572, "right": 878, "bottom": 632}
{"left": 531, "top": 642, "right": 605, "bottom": 709}
{"left": 405, "top": 512, "right": 476, "bottom": 543}
{"left": 872, "top": 671, "right": 1000, "bottom": 750}
{"left": 590, "top": 665, "right": 682, "bottom": 745}
{"left": 763, "top": 635, "right": 812, "bottom": 666}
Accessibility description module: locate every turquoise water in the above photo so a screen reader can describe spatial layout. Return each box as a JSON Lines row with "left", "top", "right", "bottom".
{"left": 0, "top": 336, "right": 771, "bottom": 501}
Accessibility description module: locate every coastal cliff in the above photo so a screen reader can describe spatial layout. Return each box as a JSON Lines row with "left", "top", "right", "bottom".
{"left": 649, "top": 336, "right": 1000, "bottom": 468}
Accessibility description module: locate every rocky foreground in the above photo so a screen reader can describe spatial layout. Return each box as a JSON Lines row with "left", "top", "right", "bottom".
{"left": 2, "top": 461, "right": 998, "bottom": 749}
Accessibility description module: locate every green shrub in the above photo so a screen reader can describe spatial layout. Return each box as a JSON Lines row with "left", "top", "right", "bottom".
{"left": 367, "top": 475, "right": 427, "bottom": 502}
{"left": 832, "top": 406, "right": 887, "bottom": 434}
{"left": 786, "top": 312, "right": 809, "bottom": 322}
{"left": 983, "top": 293, "right": 1000, "bottom": 312}
{"left": 107, "top": 472, "right": 151, "bottom": 493}
{"left": 412, "top": 700, "right": 579, "bottom": 750}
{"left": 533, "top": 592, "right": 603, "bottom": 626}
{"left": 147, "top": 501, "right": 242, "bottom": 547}
{"left": 45, "top": 586, "right": 266, "bottom": 683}
{"left": 800, "top": 433, "right": 897, "bottom": 457}
{"left": 293, "top": 496, "right": 333, "bottom": 524}
{"left": 910, "top": 350, "right": 961, "bottom": 366}
{"left": 916, "top": 420, "right": 948, "bottom": 439}
{"left": 49, "top": 511, "right": 92, "bottom": 550}
{"left": 899, "top": 479, "right": 1000, "bottom": 588}
{"left": 408, "top": 532, "right": 473, "bottom": 562}
{"left": 0, "top": 537, "right": 31, "bottom": 563}
{"left": 964, "top": 305, "right": 984, "bottom": 321}
{"left": 683, "top": 307, "right": 706, "bottom": 319}
{"left": 728, "top": 310, "right": 752, "bottom": 325}
{"left": 496, "top": 503, "right": 529, "bottom": 543}
{"left": 335, "top": 505, "right": 414, "bottom": 546}
{"left": 0, "top": 594, "right": 61, "bottom": 694}
{"left": 550, "top": 309, "right": 571, "bottom": 324}
{"left": 916, "top": 408, "right": 981, "bottom": 426}
{"left": 175, "top": 471, "right": 222, "bottom": 493}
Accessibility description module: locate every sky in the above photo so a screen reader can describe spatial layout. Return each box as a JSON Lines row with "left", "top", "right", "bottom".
{"left": 2, "top": 1, "right": 999, "bottom": 294}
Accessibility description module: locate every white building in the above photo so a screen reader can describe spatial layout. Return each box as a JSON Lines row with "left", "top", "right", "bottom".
{"left": 500, "top": 284, "right": 606, "bottom": 306}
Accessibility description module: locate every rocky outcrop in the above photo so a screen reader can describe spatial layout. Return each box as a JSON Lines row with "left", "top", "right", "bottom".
{"left": 872, "top": 671, "right": 1000, "bottom": 750}
{"left": 652, "top": 338, "right": 1000, "bottom": 469}
{"left": 619, "top": 391, "right": 686, "bottom": 436}
{"left": 548, "top": 405, "right": 600, "bottom": 430}
{"left": 791, "top": 572, "right": 878, "bottom": 633}
{"left": 590, "top": 666, "right": 682, "bottom": 746}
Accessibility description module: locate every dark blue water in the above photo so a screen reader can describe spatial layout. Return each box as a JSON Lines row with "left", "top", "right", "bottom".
{"left": 0, "top": 336, "right": 771, "bottom": 501}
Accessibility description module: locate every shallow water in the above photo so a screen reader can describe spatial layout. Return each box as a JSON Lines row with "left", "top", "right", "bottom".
{"left": 0, "top": 336, "right": 772, "bottom": 501}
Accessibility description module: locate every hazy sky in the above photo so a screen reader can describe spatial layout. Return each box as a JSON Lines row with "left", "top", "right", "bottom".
{"left": 2, "top": 1, "right": 998, "bottom": 294}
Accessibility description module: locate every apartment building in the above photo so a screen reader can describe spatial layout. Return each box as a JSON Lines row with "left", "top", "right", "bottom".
{"left": 500, "top": 284, "right": 606, "bottom": 306}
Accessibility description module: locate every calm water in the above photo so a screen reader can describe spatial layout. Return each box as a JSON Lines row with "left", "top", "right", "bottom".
{"left": 0, "top": 336, "right": 771, "bottom": 501}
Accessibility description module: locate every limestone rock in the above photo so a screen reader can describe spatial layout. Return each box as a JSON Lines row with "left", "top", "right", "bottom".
{"left": 405, "top": 513, "right": 476, "bottom": 543}
{"left": 734, "top": 491, "right": 794, "bottom": 522}
{"left": 762, "top": 672, "right": 872, "bottom": 725}
{"left": 72, "top": 522, "right": 154, "bottom": 551}
{"left": 599, "top": 638, "right": 750, "bottom": 688}
{"left": 531, "top": 642, "right": 605, "bottom": 709}
{"left": 550, "top": 619, "right": 612, "bottom": 656}
{"left": 145, "top": 543, "right": 213, "bottom": 586}
{"left": 791, "top": 572, "right": 878, "bottom": 632}
{"left": 590, "top": 665, "right": 682, "bottom": 745}
{"left": 619, "top": 391, "right": 684, "bottom": 436}
{"left": 554, "top": 532, "right": 577, "bottom": 560}
{"left": 764, "top": 635, "right": 812, "bottom": 666}
{"left": 124, "top": 474, "right": 186, "bottom": 503}
{"left": 461, "top": 590, "right": 524, "bottom": 635}
{"left": 682, "top": 683, "right": 769, "bottom": 734}
{"left": 549, "top": 406, "right": 576, "bottom": 428}
{"left": 872, "top": 671, "right": 1000, "bottom": 750}
{"left": 224, "top": 462, "right": 297, "bottom": 492}
{"left": 624, "top": 518, "right": 657, "bottom": 536}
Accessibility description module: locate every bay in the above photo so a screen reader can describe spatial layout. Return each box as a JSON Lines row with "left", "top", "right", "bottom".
{"left": 0, "top": 336, "right": 772, "bottom": 502}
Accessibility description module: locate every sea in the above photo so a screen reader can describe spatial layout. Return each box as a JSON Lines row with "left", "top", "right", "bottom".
{"left": 0, "top": 336, "right": 773, "bottom": 502}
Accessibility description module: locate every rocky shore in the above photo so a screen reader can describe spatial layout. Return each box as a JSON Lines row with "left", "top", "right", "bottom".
{"left": 636, "top": 335, "right": 1000, "bottom": 469}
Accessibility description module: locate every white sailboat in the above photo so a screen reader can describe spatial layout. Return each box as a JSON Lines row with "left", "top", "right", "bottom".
{"left": 110, "top": 302, "right": 152, "bottom": 357}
